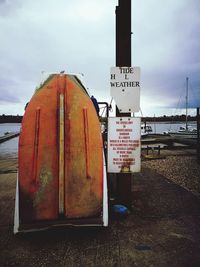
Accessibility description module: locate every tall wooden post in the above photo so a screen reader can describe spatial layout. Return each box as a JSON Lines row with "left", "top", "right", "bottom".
{"left": 197, "top": 108, "right": 200, "bottom": 164}
{"left": 115, "top": 0, "right": 132, "bottom": 207}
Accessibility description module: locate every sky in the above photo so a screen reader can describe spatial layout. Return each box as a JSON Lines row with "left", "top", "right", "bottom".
{"left": 0, "top": 0, "right": 200, "bottom": 117}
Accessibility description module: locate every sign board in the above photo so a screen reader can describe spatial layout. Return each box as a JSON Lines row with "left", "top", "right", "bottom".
{"left": 110, "top": 66, "right": 140, "bottom": 113}
{"left": 107, "top": 117, "right": 141, "bottom": 173}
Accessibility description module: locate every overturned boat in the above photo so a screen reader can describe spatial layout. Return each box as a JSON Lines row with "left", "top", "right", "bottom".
{"left": 14, "top": 73, "right": 108, "bottom": 234}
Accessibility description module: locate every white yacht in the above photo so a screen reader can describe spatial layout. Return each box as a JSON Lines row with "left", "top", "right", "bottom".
{"left": 164, "top": 77, "right": 198, "bottom": 139}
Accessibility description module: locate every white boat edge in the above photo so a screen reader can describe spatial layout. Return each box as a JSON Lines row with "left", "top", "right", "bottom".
{"left": 14, "top": 174, "right": 19, "bottom": 234}
{"left": 103, "top": 150, "right": 108, "bottom": 227}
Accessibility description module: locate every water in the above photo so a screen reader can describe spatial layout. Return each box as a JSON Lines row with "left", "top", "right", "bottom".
{"left": 0, "top": 121, "right": 197, "bottom": 158}
{"left": 0, "top": 123, "right": 21, "bottom": 158}
{"left": 147, "top": 121, "right": 197, "bottom": 134}
{"left": 0, "top": 123, "right": 21, "bottom": 137}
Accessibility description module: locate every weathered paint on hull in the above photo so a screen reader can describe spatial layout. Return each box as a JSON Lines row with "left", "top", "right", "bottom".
{"left": 18, "top": 74, "right": 104, "bottom": 226}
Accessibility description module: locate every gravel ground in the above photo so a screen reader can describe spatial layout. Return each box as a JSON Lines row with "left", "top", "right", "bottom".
{"left": 143, "top": 155, "right": 200, "bottom": 197}
{"left": 1, "top": 151, "right": 200, "bottom": 267}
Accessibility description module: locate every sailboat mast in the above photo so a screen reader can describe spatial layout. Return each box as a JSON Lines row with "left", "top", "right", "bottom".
{"left": 186, "top": 77, "right": 189, "bottom": 130}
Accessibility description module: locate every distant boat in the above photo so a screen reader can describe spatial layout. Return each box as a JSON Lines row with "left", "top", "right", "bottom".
{"left": 141, "top": 123, "right": 152, "bottom": 137}
{"left": 165, "top": 125, "right": 197, "bottom": 139}
{"left": 164, "top": 77, "right": 197, "bottom": 139}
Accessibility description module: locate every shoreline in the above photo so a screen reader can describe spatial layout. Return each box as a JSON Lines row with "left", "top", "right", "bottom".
{"left": 0, "top": 115, "right": 198, "bottom": 124}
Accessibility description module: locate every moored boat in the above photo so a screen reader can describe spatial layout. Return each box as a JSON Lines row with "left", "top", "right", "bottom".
{"left": 141, "top": 123, "right": 152, "bottom": 137}
{"left": 165, "top": 126, "right": 197, "bottom": 139}
{"left": 163, "top": 77, "right": 198, "bottom": 139}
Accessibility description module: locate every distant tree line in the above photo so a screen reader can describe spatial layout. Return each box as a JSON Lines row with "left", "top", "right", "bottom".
{"left": 142, "top": 115, "right": 197, "bottom": 122}
{"left": 0, "top": 115, "right": 23, "bottom": 123}
{"left": 0, "top": 114, "right": 197, "bottom": 123}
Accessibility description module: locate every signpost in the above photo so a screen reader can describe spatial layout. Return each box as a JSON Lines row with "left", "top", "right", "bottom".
{"left": 197, "top": 107, "right": 200, "bottom": 164}
{"left": 108, "top": 117, "right": 141, "bottom": 173}
{"left": 110, "top": 66, "right": 140, "bottom": 113}
{"left": 111, "top": 0, "right": 137, "bottom": 207}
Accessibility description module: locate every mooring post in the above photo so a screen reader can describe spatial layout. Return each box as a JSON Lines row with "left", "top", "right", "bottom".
{"left": 115, "top": 0, "right": 132, "bottom": 207}
{"left": 158, "top": 145, "right": 161, "bottom": 155}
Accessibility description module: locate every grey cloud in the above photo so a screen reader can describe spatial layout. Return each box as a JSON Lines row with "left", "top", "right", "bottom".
{"left": 0, "top": 0, "right": 22, "bottom": 16}
{"left": 0, "top": 89, "right": 20, "bottom": 103}
{"left": 0, "top": 95, "right": 20, "bottom": 103}
{"left": 0, "top": 0, "right": 200, "bottom": 115}
{"left": 0, "top": 77, "right": 20, "bottom": 103}
{"left": 134, "top": 0, "right": 200, "bottom": 109}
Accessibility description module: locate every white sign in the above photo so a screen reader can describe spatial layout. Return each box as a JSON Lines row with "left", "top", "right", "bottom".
{"left": 107, "top": 117, "right": 141, "bottom": 173}
{"left": 110, "top": 66, "right": 140, "bottom": 113}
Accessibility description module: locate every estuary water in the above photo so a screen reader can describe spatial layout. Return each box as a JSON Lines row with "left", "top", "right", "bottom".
{"left": 0, "top": 123, "right": 21, "bottom": 158}
{"left": 0, "top": 121, "right": 197, "bottom": 157}
{"left": 147, "top": 121, "right": 197, "bottom": 134}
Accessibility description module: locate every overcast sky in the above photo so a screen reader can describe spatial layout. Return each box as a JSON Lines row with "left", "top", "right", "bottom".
{"left": 0, "top": 0, "right": 200, "bottom": 116}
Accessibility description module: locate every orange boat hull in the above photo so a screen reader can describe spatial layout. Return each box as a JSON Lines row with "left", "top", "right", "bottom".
{"left": 16, "top": 74, "right": 107, "bottom": 231}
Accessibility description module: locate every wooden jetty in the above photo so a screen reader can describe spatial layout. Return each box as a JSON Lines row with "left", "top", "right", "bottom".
{"left": 0, "top": 132, "right": 20, "bottom": 144}
{"left": 142, "top": 134, "right": 197, "bottom": 148}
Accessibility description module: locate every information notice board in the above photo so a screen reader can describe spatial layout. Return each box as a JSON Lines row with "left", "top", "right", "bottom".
{"left": 110, "top": 67, "right": 140, "bottom": 113}
{"left": 107, "top": 117, "right": 141, "bottom": 173}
